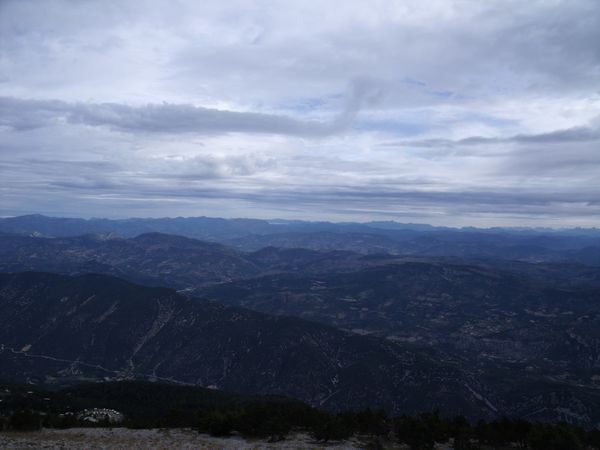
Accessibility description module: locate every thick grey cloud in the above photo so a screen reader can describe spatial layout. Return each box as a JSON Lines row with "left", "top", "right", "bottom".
{"left": 0, "top": 95, "right": 366, "bottom": 137}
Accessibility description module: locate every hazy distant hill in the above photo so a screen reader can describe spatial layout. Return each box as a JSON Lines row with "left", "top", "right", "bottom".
{"left": 2, "top": 230, "right": 600, "bottom": 291}
{"left": 0, "top": 232, "right": 261, "bottom": 287}
{"left": 1, "top": 214, "right": 599, "bottom": 265}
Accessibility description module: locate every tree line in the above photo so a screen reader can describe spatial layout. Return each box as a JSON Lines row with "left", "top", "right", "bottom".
{"left": 1, "top": 381, "right": 599, "bottom": 448}
{"left": 2, "top": 407, "right": 599, "bottom": 449}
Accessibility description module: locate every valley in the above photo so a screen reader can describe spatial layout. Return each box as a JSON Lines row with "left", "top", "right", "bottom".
{"left": 0, "top": 215, "right": 599, "bottom": 429}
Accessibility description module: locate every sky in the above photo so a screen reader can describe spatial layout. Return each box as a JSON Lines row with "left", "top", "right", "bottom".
{"left": 1, "top": 0, "right": 600, "bottom": 227}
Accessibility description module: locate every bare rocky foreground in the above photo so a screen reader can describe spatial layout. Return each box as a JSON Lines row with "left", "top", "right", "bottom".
{"left": 0, "top": 428, "right": 373, "bottom": 450}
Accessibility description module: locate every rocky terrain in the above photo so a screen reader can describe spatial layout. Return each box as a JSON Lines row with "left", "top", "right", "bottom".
{"left": 0, "top": 428, "right": 368, "bottom": 450}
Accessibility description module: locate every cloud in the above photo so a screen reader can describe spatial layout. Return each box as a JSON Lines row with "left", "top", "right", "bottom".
{"left": 0, "top": 91, "right": 372, "bottom": 137}
{"left": 384, "top": 116, "right": 600, "bottom": 148}
{"left": 1, "top": 0, "right": 600, "bottom": 226}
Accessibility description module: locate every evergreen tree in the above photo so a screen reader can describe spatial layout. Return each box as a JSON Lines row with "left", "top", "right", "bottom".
{"left": 9, "top": 410, "right": 43, "bottom": 431}
{"left": 528, "top": 423, "right": 584, "bottom": 450}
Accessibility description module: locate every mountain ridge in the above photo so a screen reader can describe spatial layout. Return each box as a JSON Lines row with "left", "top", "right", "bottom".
{"left": 2, "top": 214, "right": 599, "bottom": 265}
{"left": 0, "top": 270, "right": 494, "bottom": 419}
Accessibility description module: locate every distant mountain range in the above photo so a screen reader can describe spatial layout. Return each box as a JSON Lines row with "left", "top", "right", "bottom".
{"left": 1, "top": 214, "right": 599, "bottom": 264}
{"left": 4, "top": 231, "right": 599, "bottom": 293}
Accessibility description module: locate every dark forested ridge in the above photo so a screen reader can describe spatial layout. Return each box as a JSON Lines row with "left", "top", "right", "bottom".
{"left": 2, "top": 380, "right": 599, "bottom": 448}
{"left": 0, "top": 271, "right": 491, "bottom": 419}
{"left": 201, "top": 263, "right": 600, "bottom": 372}
{"left": 1, "top": 380, "right": 599, "bottom": 448}
{"left": 0, "top": 380, "right": 310, "bottom": 427}
{"left": 0, "top": 271, "right": 599, "bottom": 428}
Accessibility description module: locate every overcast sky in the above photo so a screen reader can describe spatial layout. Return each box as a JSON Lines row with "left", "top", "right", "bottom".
{"left": 1, "top": 0, "right": 599, "bottom": 227}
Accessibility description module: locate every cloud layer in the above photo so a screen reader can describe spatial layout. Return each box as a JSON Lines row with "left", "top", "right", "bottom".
{"left": 0, "top": 96, "right": 361, "bottom": 136}
{"left": 1, "top": 0, "right": 599, "bottom": 226}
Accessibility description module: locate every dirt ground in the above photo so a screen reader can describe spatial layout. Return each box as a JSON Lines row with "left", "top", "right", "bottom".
{"left": 0, "top": 428, "right": 366, "bottom": 449}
